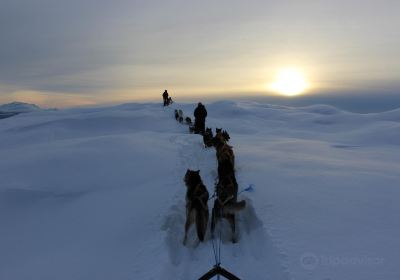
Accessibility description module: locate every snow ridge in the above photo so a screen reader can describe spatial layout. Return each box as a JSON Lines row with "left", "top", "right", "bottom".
{"left": 0, "top": 101, "right": 41, "bottom": 113}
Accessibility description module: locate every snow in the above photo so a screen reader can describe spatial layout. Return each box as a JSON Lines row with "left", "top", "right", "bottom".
{"left": 0, "top": 101, "right": 42, "bottom": 113}
{"left": 0, "top": 100, "right": 399, "bottom": 280}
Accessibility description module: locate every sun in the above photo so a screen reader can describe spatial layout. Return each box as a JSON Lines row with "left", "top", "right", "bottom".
{"left": 270, "top": 68, "right": 309, "bottom": 96}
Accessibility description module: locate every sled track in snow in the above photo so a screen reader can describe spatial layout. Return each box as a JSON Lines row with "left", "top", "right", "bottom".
{"left": 162, "top": 108, "right": 291, "bottom": 280}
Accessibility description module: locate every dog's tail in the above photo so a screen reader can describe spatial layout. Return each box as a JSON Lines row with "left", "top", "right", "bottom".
{"left": 222, "top": 200, "right": 246, "bottom": 214}
{"left": 196, "top": 209, "right": 209, "bottom": 242}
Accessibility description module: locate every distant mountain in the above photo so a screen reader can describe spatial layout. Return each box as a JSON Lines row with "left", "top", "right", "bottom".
{"left": 0, "top": 101, "right": 41, "bottom": 113}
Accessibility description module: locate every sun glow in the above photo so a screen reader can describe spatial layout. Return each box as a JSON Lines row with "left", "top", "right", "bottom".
{"left": 270, "top": 68, "right": 309, "bottom": 96}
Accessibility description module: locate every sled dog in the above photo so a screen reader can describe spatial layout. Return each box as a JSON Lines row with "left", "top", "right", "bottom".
{"left": 175, "top": 109, "right": 183, "bottom": 123}
{"left": 185, "top": 117, "right": 192, "bottom": 125}
{"left": 203, "top": 127, "right": 214, "bottom": 148}
{"left": 183, "top": 169, "right": 210, "bottom": 245}
{"left": 211, "top": 173, "right": 245, "bottom": 243}
{"left": 215, "top": 128, "right": 230, "bottom": 142}
{"left": 216, "top": 142, "right": 235, "bottom": 168}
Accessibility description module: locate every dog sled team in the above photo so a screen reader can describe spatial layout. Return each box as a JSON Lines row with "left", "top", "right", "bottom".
{"left": 184, "top": 128, "right": 245, "bottom": 245}
{"left": 163, "top": 91, "right": 206, "bottom": 135}
{"left": 173, "top": 103, "right": 207, "bottom": 135}
{"left": 162, "top": 89, "right": 173, "bottom": 106}
{"left": 163, "top": 90, "right": 246, "bottom": 245}
{"left": 174, "top": 109, "right": 192, "bottom": 125}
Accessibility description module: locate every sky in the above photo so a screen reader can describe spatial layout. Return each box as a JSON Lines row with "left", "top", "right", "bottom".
{"left": 0, "top": 0, "right": 399, "bottom": 109}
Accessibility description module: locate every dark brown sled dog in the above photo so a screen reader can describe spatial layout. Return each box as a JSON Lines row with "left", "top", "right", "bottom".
{"left": 216, "top": 142, "right": 235, "bottom": 168}
{"left": 213, "top": 132, "right": 234, "bottom": 167}
{"left": 203, "top": 127, "right": 214, "bottom": 148}
{"left": 211, "top": 172, "right": 245, "bottom": 243}
{"left": 183, "top": 169, "right": 210, "bottom": 245}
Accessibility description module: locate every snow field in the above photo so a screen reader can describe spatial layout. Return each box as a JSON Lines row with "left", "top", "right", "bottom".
{"left": 0, "top": 100, "right": 399, "bottom": 279}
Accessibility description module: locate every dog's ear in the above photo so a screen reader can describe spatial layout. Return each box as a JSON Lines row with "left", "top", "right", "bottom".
{"left": 196, "top": 170, "right": 200, "bottom": 174}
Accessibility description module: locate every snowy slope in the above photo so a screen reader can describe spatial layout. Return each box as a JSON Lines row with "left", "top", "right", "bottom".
{"left": 0, "top": 101, "right": 399, "bottom": 280}
{"left": 0, "top": 101, "right": 41, "bottom": 113}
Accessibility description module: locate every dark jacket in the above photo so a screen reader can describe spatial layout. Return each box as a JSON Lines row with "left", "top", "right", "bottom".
{"left": 194, "top": 104, "right": 207, "bottom": 120}
{"left": 162, "top": 91, "right": 168, "bottom": 99}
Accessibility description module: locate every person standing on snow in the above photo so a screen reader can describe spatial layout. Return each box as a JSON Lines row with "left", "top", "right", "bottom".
{"left": 194, "top": 102, "right": 207, "bottom": 134}
{"left": 162, "top": 90, "right": 169, "bottom": 106}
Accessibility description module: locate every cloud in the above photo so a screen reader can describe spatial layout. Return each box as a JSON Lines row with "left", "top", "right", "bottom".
{"left": 0, "top": 0, "right": 399, "bottom": 107}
